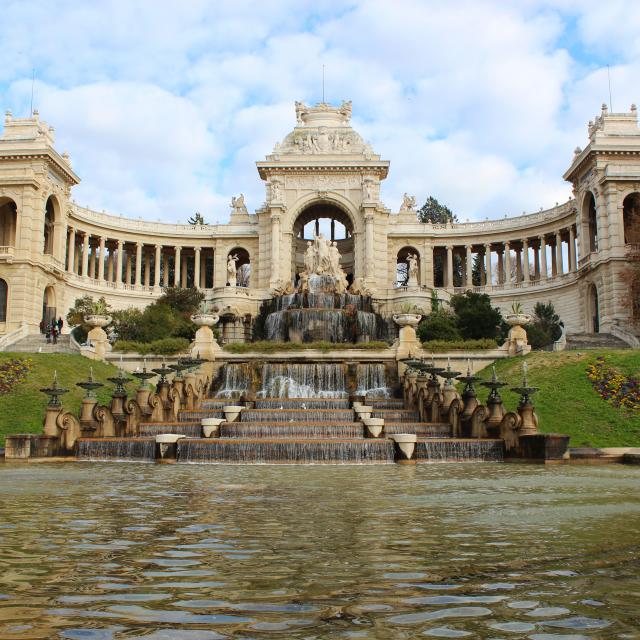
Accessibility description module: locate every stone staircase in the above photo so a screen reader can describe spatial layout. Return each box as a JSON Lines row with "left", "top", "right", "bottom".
{"left": 4, "top": 333, "right": 77, "bottom": 354}
{"left": 565, "top": 332, "right": 631, "bottom": 350}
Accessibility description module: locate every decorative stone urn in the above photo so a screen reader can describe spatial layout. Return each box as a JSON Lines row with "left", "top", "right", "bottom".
{"left": 390, "top": 433, "right": 417, "bottom": 464}
{"left": 355, "top": 405, "right": 373, "bottom": 421}
{"left": 155, "top": 433, "right": 185, "bottom": 462}
{"left": 393, "top": 313, "right": 422, "bottom": 361}
{"left": 84, "top": 314, "right": 112, "bottom": 361}
{"left": 363, "top": 417, "right": 384, "bottom": 438}
{"left": 503, "top": 313, "right": 532, "bottom": 356}
{"left": 201, "top": 417, "right": 225, "bottom": 438}
{"left": 223, "top": 405, "right": 243, "bottom": 422}
{"left": 190, "top": 313, "right": 220, "bottom": 360}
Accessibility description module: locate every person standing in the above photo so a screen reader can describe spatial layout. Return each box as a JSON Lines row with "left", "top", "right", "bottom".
{"left": 39, "top": 319, "right": 45, "bottom": 334}
{"left": 57, "top": 316, "right": 63, "bottom": 333}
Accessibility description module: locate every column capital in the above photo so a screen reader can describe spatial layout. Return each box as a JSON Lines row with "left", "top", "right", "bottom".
{"left": 136, "top": 241, "right": 144, "bottom": 248}
{"left": 194, "top": 246, "right": 201, "bottom": 253}
{"left": 539, "top": 234, "right": 546, "bottom": 242}
{"left": 522, "top": 238, "right": 529, "bottom": 247}
{"left": 445, "top": 244, "right": 453, "bottom": 251}
{"left": 99, "top": 236, "right": 106, "bottom": 246}
{"left": 117, "top": 239, "right": 124, "bottom": 247}
{"left": 484, "top": 242, "right": 491, "bottom": 249}
{"left": 504, "top": 240, "right": 511, "bottom": 248}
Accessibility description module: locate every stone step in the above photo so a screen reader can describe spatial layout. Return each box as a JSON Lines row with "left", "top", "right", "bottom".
{"left": 565, "top": 333, "right": 630, "bottom": 350}
{"left": 6, "top": 334, "right": 74, "bottom": 354}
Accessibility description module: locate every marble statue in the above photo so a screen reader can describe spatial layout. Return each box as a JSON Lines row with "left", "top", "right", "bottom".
{"left": 231, "top": 194, "right": 248, "bottom": 215}
{"left": 400, "top": 193, "right": 416, "bottom": 212}
{"left": 329, "top": 241, "right": 341, "bottom": 276}
{"left": 304, "top": 241, "right": 316, "bottom": 274}
{"left": 316, "top": 233, "right": 331, "bottom": 274}
{"left": 270, "top": 180, "right": 281, "bottom": 201}
{"left": 407, "top": 253, "right": 419, "bottom": 286}
{"left": 227, "top": 254, "right": 239, "bottom": 287}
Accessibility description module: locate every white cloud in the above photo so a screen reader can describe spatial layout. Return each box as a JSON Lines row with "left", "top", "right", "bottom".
{"left": 0, "top": 0, "right": 637, "bottom": 222}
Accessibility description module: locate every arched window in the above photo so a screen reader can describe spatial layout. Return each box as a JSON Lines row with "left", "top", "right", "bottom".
{"left": 0, "top": 279, "right": 7, "bottom": 322}
{"left": 623, "top": 192, "right": 640, "bottom": 245}
{"left": 396, "top": 247, "right": 420, "bottom": 287}
{"left": 292, "top": 202, "right": 355, "bottom": 280}
{"left": 228, "top": 248, "right": 251, "bottom": 287}
{"left": 43, "top": 197, "right": 56, "bottom": 255}
{"left": 583, "top": 192, "right": 598, "bottom": 252}
{"left": 0, "top": 198, "right": 17, "bottom": 247}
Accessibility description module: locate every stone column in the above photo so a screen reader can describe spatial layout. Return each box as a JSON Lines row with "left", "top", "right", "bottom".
{"left": 200, "top": 251, "right": 207, "bottom": 288}
{"left": 497, "top": 248, "right": 504, "bottom": 284}
{"left": 116, "top": 240, "right": 124, "bottom": 287}
{"left": 106, "top": 249, "right": 114, "bottom": 282}
{"left": 73, "top": 241, "right": 80, "bottom": 274}
{"left": 125, "top": 251, "right": 132, "bottom": 285}
{"left": 88, "top": 242, "right": 96, "bottom": 279}
{"left": 515, "top": 247, "right": 522, "bottom": 282}
{"left": 446, "top": 245, "right": 454, "bottom": 288}
{"left": 270, "top": 213, "right": 280, "bottom": 286}
{"left": 364, "top": 213, "right": 375, "bottom": 278}
{"left": 154, "top": 245, "right": 162, "bottom": 289}
{"left": 540, "top": 235, "right": 547, "bottom": 280}
{"left": 484, "top": 243, "right": 492, "bottom": 287}
{"left": 504, "top": 242, "right": 511, "bottom": 286}
{"left": 569, "top": 225, "right": 577, "bottom": 272}
{"left": 194, "top": 247, "right": 201, "bottom": 289}
{"left": 97, "top": 237, "right": 106, "bottom": 281}
{"left": 174, "top": 246, "right": 182, "bottom": 287}
{"left": 555, "top": 231, "right": 563, "bottom": 276}
{"left": 67, "top": 228, "right": 76, "bottom": 273}
{"left": 181, "top": 253, "right": 188, "bottom": 286}
{"left": 522, "top": 239, "right": 530, "bottom": 282}
{"left": 135, "top": 242, "right": 143, "bottom": 288}
{"left": 144, "top": 250, "right": 151, "bottom": 287}
{"left": 82, "top": 234, "right": 90, "bottom": 277}
{"left": 163, "top": 253, "right": 169, "bottom": 286}
{"left": 533, "top": 240, "right": 540, "bottom": 279}
{"left": 465, "top": 245, "right": 472, "bottom": 286}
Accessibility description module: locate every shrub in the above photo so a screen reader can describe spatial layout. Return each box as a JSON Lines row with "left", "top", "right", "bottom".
{"left": 422, "top": 339, "right": 498, "bottom": 352}
{"left": 66, "top": 295, "right": 112, "bottom": 340}
{"left": 223, "top": 341, "right": 390, "bottom": 353}
{"left": 113, "top": 337, "right": 190, "bottom": 355}
{"left": 449, "top": 291, "right": 503, "bottom": 340}
{"left": 416, "top": 310, "right": 461, "bottom": 342}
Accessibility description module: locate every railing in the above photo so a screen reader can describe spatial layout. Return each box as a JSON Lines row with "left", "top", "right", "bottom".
{"left": 0, "top": 321, "right": 29, "bottom": 351}
{"left": 0, "top": 246, "right": 15, "bottom": 257}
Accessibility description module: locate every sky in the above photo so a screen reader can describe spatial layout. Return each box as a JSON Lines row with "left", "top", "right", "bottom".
{"left": 1, "top": 0, "right": 639, "bottom": 224}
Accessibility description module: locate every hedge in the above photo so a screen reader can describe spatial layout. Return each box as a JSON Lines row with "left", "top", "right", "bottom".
{"left": 113, "top": 337, "right": 191, "bottom": 355}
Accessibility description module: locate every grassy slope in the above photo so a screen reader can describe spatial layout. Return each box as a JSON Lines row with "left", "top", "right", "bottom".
{"left": 0, "top": 353, "right": 120, "bottom": 447}
{"left": 474, "top": 350, "right": 640, "bottom": 448}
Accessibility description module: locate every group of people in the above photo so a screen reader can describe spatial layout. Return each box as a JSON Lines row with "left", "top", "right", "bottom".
{"left": 40, "top": 316, "right": 64, "bottom": 344}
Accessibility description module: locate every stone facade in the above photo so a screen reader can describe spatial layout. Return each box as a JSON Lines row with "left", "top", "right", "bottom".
{"left": 1, "top": 101, "right": 638, "bottom": 345}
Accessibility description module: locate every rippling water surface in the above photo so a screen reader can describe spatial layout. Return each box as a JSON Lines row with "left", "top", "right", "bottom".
{"left": 1, "top": 462, "right": 639, "bottom": 639}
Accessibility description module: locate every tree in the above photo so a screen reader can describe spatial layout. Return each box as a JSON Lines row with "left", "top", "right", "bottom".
{"left": 527, "top": 301, "right": 563, "bottom": 349}
{"left": 188, "top": 212, "right": 205, "bottom": 225}
{"left": 417, "top": 196, "right": 459, "bottom": 224}
{"left": 449, "top": 291, "right": 503, "bottom": 340}
{"left": 416, "top": 310, "right": 461, "bottom": 342}
{"left": 157, "top": 287, "right": 204, "bottom": 314}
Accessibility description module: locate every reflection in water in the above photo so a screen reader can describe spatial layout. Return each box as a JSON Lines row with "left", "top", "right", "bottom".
{"left": 0, "top": 463, "right": 639, "bottom": 638}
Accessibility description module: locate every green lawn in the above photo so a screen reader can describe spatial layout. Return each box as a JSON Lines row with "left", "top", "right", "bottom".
{"left": 473, "top": 350, "right": 640, "bottom": 447}
{"left": 0, "top": 353, "right": 120, "bottom": 447}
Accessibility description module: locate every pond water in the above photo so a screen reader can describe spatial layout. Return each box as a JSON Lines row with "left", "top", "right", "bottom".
{"left": 0, "top": 462, "right": 639, "bottom": 639}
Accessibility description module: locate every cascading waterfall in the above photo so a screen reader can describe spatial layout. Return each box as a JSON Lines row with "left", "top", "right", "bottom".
{"left": 258, "top": 363, "right": 348, "bottom": 398}
{"left": 254, "top": 398, "right": 351, "bottom": 409}
{"left": 179, "top": 409, "right": 224, "bottom": 421}
{"left": 139, "top": 423, "right": 203, "bottom": 438}
{"left": 356, "top": 363, "right": 390, "bottom": 398}
{"left": 214, "top": 363, "right": 251, "bottom": 398}
{"left": 77, "top": 438, "right": 156, "bottom": 461}
{"left": 177, "top": 439, "right": 395, "bottom": 464}
{"left": 259, "top": 284, "right": 384, "bottom": 343}
{"left": 415, "top": 439, "right": 504, "bottom": 462}
{"left": 241, "top": 408, "right": 354, "bottom": 422}
{"left": 221, "top": 423, "right": 364, "bottom": 439}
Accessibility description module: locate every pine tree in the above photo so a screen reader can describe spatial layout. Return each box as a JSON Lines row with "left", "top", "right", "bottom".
{"left": 417, "top": 196, "right": 458, "bottom": 224}
{"left": 188, "top": 212, "right": 205, "bottom": 225}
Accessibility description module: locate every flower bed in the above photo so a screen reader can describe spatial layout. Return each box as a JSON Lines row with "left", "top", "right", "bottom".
{"left": 0, "top": 358, "right": 33, "bottom": 395}
{"left": 586, "top": 356, "right": 640, "bottom": 413}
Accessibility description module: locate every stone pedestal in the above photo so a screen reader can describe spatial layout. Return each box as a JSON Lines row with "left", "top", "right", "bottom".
{"left": 84, "top": 315, "right": 112, "bottom": 361}
{"left": 190, "top": 313, "right": 221, "bottom": 360}
{"left": 393, "top": 313, "right": 422, "bottom": 361}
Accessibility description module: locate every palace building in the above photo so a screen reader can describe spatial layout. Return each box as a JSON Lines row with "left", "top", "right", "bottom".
{"left": 0, "top": 100, "right": 638, "bottom": 347}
